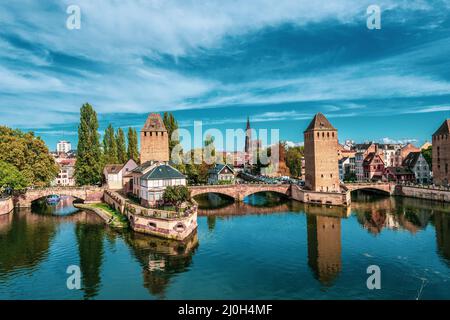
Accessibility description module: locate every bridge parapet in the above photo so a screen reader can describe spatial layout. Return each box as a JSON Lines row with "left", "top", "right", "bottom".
{"left": 13, "top": 187, "right": 105, "bottom": 208}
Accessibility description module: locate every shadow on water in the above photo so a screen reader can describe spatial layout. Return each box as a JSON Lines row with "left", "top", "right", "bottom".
{"left": 31, "top": 196, "right": 82, "bottom": 216}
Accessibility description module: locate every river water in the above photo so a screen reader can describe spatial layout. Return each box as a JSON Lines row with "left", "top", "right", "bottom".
{"left": 0, "top": 192, "right": 449, "bottom": 300}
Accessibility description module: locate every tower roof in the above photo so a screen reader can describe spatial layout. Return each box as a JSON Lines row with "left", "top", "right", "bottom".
{"left": 433, "top": 119, "right": 450, "bottom": 136}
{"left": 305, "top": 113, "right": 336, "bottom": 132}
{"left": 246, "top": 116, "right": 251, "bottom": 130}
{"left": 142, "top": 113, "right": 167, "bottom": 132}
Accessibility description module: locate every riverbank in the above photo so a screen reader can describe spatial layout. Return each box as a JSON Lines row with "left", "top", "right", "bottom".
{"left": 73, "top": 202, "right": 128, "bottom": 229}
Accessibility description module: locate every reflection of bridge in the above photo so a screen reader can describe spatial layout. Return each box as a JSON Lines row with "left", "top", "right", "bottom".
{"left": 14, "top": 187, "right": 105, "bottom": 207}
{"left": 189, "top": 184, "right": 291, "bottom": 201}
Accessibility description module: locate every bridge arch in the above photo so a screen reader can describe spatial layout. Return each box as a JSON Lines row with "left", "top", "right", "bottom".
{"left": 14, "top": 187, "right": 105, "bottom": 208}
{"left": 344, "top": 183, "right": 394, "bottom": 196}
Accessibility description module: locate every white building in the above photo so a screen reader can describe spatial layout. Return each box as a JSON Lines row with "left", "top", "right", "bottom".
{"left": 208, "top": 164, "right": 236, "bottom": 184}
{"left": 103, "top": 159, "right": 138, "bottom": 191}
{"left": 57, "top": 140, "right": 72, "bottom": 154}
{"left": 130, "top": 161, "right": 187, "bottom": 207}
{"left": 402, "top": 152, "right": 431, "bottom": 184}
{"left": 139, "top": 163, "right": 187, "bottom": 207}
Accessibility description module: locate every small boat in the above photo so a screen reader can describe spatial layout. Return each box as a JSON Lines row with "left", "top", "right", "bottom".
{"left": 46, "top": 194, "right": 61, "bottom": 205}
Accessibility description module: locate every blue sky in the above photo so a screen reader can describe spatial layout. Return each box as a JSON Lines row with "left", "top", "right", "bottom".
{"left": 1, "top": 0, "right": 450, "bottom": 151}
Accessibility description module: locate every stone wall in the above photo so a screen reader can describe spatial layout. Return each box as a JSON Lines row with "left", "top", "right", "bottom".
{"left": 291, "top": 185, "right": 350, "bottom": 206}
{"left": 0, "top": 196, "right": 14, "bottom": 215}
{"left": 396, "top": 185, "right": 450, "bottom": 202}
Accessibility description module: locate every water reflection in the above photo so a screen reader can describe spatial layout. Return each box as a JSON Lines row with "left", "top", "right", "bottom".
{"left": 1, "top": 191, "right": 450, "bottom": 299}
{"left": 199, "top": 191, "right": 450, "bottom": 285}
{"left": 0, "top": 210, "right": 57, "bottom": 278}
{"left": 32, "top": 196, "right": 81, "bottom": 216}
{"left": 307, "top": 215, "right": 341, "bottom": 286}
{"left": 123, "top": 231, "right": 198, "bottom": 298}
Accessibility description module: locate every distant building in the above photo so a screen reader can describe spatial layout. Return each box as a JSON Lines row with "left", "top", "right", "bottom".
{"left": 363, "top": 152, "right": 385, "bottom": 181}
{"left": 208, "top": 164, "right": 235, "bottom": 185}
{"left": 432, "top": 119, "right": 450, "bottom": 185}
{"left": 304, "top": 113, "right": 339, "bottom": 192}
{"left": 384, "top": 167, "right": 415, "bottom": 183}
{"left": 53, "top": 157, "right": 76, "bottom": 187}
{"left": 402, "top": 152, "right": 431, "bottom": 184}
{"left": 397, "top": 143, "right": 421, "bottom": 166}
{"left": 420, "top": 141, "right": 432, "bottom": 151}
{"left": 57, "top": 140, "right": 72, "bottom": 154}
{"left": 354, "top": 143, "right": 378, "bottom": 182}
{"left": 140, "top": 113, "right": 170, "bottom": 164}
{"left": 103, "top": 159, "right": 138, "bottom": 191}
{"left": 339, "top": 157, "right": 355, "bottom": 182}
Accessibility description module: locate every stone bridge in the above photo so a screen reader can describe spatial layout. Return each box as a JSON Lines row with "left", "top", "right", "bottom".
{"left": 13, "top": 187, "right": 105, "bottom": 208}
{"left": 342, "top": 182, "right": 395, "bottom": 195}
{"left": 189, "top": 184, "right": 291, "bottom": 201}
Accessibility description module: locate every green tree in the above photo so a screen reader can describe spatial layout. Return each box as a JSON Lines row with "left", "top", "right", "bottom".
{"left": 285, "top": 146, "right": 304, "bottom": 178}
{"left": 163, "top": 112, "right": 180, "bottom": 154}
{"left": 116, "top": 128, "right": 127, "bottom": 163}
{"left": 0, "top": 161, "right": 28, "bottom": 192}
{"left": 127, "top": 127, "right": 139, "bottom": 163}
{"left": 0, "top": 126, "right": 58, "bottom": 187}
{"left": 422, "top": 146, "right": 432, "bottom": 167}
{"left": 204, "top": 134, "right": 216, "bottom": 165}
{"left": 162, "top": 185, "right": 191, "bottom": 208}
{"left": 75, "top": 103, "right": 103, "bottom": 186}
{"left": 103, "top": 124, "right": 118, "bottom": 164}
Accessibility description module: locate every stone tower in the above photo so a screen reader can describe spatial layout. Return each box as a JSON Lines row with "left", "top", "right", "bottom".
{"left": 245, "top": 116, "right": 251, "bottom": 154}
{"left": 140, "top": 113, "right": 169, "bottom": 164}
{"left": 432, "top": 119, "right": 450, "bottom": 186}
{"left": 304, "top": 113, "right": 339, "bottom": 192}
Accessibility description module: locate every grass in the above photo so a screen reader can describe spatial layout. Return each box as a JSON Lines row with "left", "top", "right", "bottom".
{"left": 93, "top": 203, "right": 128, "bottom": 223}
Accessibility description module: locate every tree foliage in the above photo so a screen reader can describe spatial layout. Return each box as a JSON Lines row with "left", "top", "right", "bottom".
{"left": 162, "top": 185, "right": 191, "bottom": 208}
{"left": 163, "top": 112, "right": 180, "bottom": 155}
{"left": 285, "top": 146, "right": 304, "bottom": 178}
{"left": 103, "top": 124, "right": 118, "bottom": 164}
{"left": 0, "top": 126, "right": 58, "bottom": 187}
{"left": 422, "top": 146, "right": 432, "bottom": 167}
{"left": 116, "top": 128, "right": 127, "bottom": 164}
{"left": 127, "top": 127, "right": 139, "bottom": 163}
{"left": 74, "top": 103, "right": 103, "bottom": 186}
{"left": 0, "top": 161, "right": 28, "bottom": 192}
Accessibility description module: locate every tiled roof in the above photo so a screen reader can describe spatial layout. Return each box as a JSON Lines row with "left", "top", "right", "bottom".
{"left": 131, "top": 161, "right": 156, "bottom": 174}
{"left": 141, "top": 164, "right": 185, "bottom": 180}
{"left": 104, "top": 164, "right": 124, "bottom": 174}
{"left": 433, "top": 119, "right": 450, "bottom": 136}
{"left": 142, "top": 113, "right": 167, "bottom": 132}
{"left": 305, "top": 113, "right": 336, "bottom": 131}
{"left": 402, "top": 152, "right": 421, "bottom": 168}
{"left": 386, "top": 166, "right": 414, "bottom": 175}
{"left": 208, "top": 163, "right": 235, "bottom": 174}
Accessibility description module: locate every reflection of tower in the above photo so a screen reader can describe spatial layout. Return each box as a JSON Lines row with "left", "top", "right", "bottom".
{"left": 304, "top": 113, "right": 339, "bottom": 192}
{"left": 75, "top": 223, "right": 105, "bottom": 300}
{"left": 307, "top": 215, "right": 342, "bottom": 285}
{"left": 434, "top": 213, "right": 450, "bottom": 266}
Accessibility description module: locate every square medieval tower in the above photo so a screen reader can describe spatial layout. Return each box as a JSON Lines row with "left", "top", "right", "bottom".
{"left": 304, "top": 113, "right": 340, "bottom": 192}
{"left": 432, "top": 119, "right": 450, "bottom": 186}
{"left": 140, "top": 113, "right": 170, "bottom": 164}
